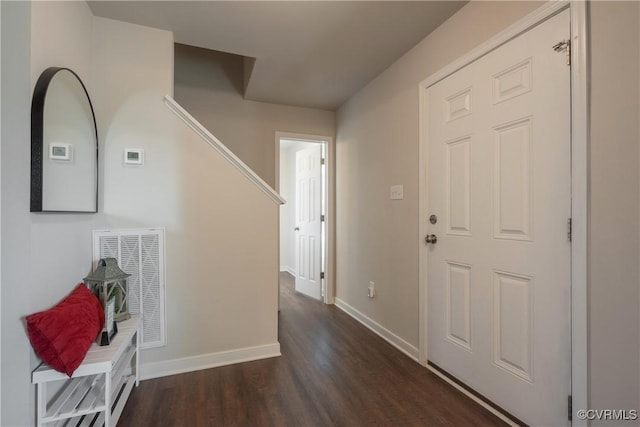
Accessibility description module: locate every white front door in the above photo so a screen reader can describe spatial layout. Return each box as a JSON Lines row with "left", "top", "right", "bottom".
{"left": 426, "top": 10, "right": 571, "bottom": 425}
{"left": 295, "top": 144, "right": 322, "bottom": 300}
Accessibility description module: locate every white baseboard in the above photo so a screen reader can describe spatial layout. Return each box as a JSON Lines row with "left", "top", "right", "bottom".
{"left": 140, "top": 342, "right": 281, "bottom": 380}
{"left": 334, "top": 298, "right": 419, "bottom": 361}
{"left": 426, "top": 365, "right": 518, "bottom": 427}
{"left": 279, "top": 266, "right": 295, "bottom": 276}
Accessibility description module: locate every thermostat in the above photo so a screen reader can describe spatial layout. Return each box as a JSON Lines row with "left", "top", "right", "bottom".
{"left": 49, "top": 142, "right": 72, "bottom": 161}
{"left": 124, "top": 148, "right": 144, "bottom": 165}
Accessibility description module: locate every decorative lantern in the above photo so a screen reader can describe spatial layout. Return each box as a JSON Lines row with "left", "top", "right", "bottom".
{"left": 84, "top": 258, "right": 131, "bottom": 346}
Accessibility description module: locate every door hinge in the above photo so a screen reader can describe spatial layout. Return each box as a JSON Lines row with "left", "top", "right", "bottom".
{"left": 553, "top": 39, "right": 571, "bottom": 66}
{"left": 568, "top": 395, "right": 572, "bottom": 421}
{"left": 320, "top": 272, "right": 325, "bottom": 280}
{"left": 567, "top": 218, "right": 572, "bottom": 242}
{"left": 321, "top": 158, "right": 326, "bottom": 165}
{"left": 321, "top": 214, "right": 325, "bottom": 222}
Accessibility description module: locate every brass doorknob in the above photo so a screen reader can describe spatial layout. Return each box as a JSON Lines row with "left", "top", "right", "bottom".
{"left": 425, "top": 234, "right": 437, "bottom": 244}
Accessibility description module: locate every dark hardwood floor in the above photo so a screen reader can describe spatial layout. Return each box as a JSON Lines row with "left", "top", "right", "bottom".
{"left": 118, "top": 273, "right": 506, "bottom": 426}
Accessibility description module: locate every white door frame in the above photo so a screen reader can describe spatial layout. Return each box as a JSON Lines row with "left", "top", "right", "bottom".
{"left": 418, "top": 1, "right": 588, "bottom": 423}
{"left": 276, "top": 131, "right": 335, "bottom": 305}
{"left": 0, "top": 1, "right": 3, "bottom": 420}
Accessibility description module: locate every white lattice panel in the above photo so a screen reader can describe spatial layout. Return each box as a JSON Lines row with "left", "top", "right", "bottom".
{"left": 121, "top": 235, "right": 141, "bottom": 316}
{"left": 141, "top": 234, "right": 163, "bottom": 346}
{"left": 93, "top": 229, "right": 166, "bottom": 349}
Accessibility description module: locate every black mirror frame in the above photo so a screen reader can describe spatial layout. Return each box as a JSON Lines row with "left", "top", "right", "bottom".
{"left": 30, "top": 67, "right": 98, "bottom": 213}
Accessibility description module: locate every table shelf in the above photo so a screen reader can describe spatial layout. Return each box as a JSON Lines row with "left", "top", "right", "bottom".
{"left": 33, "top": 316, "right": 140, "bottom": 427}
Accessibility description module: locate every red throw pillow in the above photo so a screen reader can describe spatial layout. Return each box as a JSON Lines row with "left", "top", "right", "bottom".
{"left": 26, "top": 284, "right": 104, "bottom": 376}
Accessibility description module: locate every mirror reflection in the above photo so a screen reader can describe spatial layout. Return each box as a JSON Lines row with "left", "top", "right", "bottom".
{"left": 31, "top": 67, "right": 98, "bottom": 212}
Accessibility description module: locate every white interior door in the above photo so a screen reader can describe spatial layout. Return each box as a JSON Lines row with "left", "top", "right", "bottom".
{"left": 295, "top": 144, "right": 322, "bottom": 300}
{"left": 426, "top": 10, "right": 571, "bottom": 426}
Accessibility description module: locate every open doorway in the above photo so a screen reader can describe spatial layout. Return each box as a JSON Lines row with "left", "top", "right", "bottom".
{"left": 276, "top": 133, "right": 333, "bottom": 304}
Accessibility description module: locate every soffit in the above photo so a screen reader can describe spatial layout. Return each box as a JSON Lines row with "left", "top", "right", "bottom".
{"left": 88, "top": 1, "right": 466, "bottom": 110}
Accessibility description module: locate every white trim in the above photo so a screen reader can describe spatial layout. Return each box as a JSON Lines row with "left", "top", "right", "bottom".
{"left": 569, "top": 2, "right": 589, "bottom": 424}
{"left": 279, "top": 266, "right": 296, "bottom": 276}
{"left": 418, "top": 1, "right": 569, "bottom": 89}
{"left": 164, "top": 95, "right": 285, "bottom": 205}
{"left": 139, "top": 342, "right": 281, "bottom": 380}
{"left": 0, "top": 1, "right": 3, "bottom": 419}
{"left": 418, "top": 68, "right": 429, "bottom": 366}
{"left": 335, "top": 298, "right": 419, "bottom": 362}
{"left": 418, "top": 0, "right": 588, "bottom": 421}
{"left": 427, "top": 366, "right": 518, "bottom": 427}
{"left": 275, "top": 131, "right": 336, "bottom": 306}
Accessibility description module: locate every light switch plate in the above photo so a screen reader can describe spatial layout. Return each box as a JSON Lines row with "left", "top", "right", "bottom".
{"left": 390, "top": 185, "right": 404, "bottom": 200}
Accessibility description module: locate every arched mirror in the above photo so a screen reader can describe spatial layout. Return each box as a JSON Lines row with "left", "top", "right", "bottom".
{"left": 31, "top": 67, "right": 98, "bottom": 212}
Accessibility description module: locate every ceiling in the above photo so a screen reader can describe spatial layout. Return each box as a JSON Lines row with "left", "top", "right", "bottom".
{"left": 88, "top": 1, "right": 466, "bottom": 111}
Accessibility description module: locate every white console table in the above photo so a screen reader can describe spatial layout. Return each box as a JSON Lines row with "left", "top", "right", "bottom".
{"left": 32, "top": 316, "right": 141, "bottom": 427}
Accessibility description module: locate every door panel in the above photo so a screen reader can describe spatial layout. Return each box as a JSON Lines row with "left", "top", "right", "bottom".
{"left": 427, "top": 10, "right": 571, "bottom": 425}
{"left": 295, "top": 145, "right": 322, "bottom": 300}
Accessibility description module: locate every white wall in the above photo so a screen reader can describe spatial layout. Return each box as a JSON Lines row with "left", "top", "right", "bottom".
{"left": 589, "top": 1, "right": 640, "bottom": 421}
{"left": 29, "top": 0, "right": 97, "bottom": 327}
{"left": 0, "top": 0, "right": 3, "bottom": 419}
{"left": 336, "top": 0, "right": 640, "bottom": 419}
{"left": 1, "top": 3, "right": 33, "bottom": 424}
{"left": 2, "top": 2, "right": 98, "bottom": 424}
{"left": 31, "top": 0, "right": 92, "bottom": 85}
{"left": 4, "top": 2, "right": 638, "bottom": 425}
{"left": 174, "top": 44, "right": 335, "bottom": 187}
{"left": 279, "top": 147, "right": 291, "bottom": 272}
{"left": 92, "top": 16, "right": 280, "bottom": 370}
{"left": 2, "top": 4, "right": 282, "bottom": 424}
{"left": 336, "top": 0, "right": 542, "bottom": 352}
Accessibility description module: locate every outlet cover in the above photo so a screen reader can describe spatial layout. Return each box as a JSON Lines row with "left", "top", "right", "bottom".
{"left": 390, "top": 185, "right": 403, "bottom": 200}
